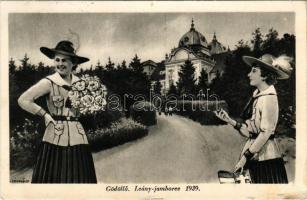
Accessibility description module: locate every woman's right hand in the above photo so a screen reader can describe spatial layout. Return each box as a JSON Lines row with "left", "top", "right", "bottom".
{"left": 44, "top": 113, "right": 56, "bottom": 126}
{"left": 214, "top": 109, "right": 236, "bottom": 126}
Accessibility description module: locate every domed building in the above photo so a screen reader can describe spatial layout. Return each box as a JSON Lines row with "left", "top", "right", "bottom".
{"left": 208, "top": 32, "right": 227, "bottom": 55}
{"left": 164, "top": 20, "right": 228, "bottom": 93}
{"left": 144, "top": 19, "right": 230, "bottom": 95}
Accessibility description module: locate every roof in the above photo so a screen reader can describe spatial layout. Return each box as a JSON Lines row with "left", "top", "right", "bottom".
{"left": 208, "top": 33, "right": 227, "bottom": 55}
{"left": 178, "top": 19, "right": 208, "bottom": 48}
{"left": 150, "top": 61, "right": 166, "bottom": 81}
{"left": 141, "top": 60, "right": 158, "bottom": 67}
{"left": 165, "top": 46, "right": 214, "bottom": 65}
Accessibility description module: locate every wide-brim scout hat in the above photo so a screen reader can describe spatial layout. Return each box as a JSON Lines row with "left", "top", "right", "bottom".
{"left": 242, "top": 54, "right": 293, "bottom": 80}
{"left": 40, "top": 40, "right": 89, "bottom": 64}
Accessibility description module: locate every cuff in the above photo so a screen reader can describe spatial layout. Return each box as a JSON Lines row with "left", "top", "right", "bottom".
{"left": 234, "top": 121, "right": 242, "bottom": 131}
{"left": 36, "top": 108, "right": 47, "bottom": 117}
{"left": 243, "top": 149, "right": 254, "bottom": 161}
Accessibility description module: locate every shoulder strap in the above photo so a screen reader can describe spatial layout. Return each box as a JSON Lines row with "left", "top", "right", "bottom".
{"left": 254, "top": 93, "right": 276, "bottom": 99}
{"left": 45, "top": 77, "right": 55, "bottom": 95}
{"left": 240, "top": 93, "right": 277, "bottom": 120}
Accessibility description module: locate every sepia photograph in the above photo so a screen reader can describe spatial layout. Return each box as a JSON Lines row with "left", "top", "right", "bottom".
{"left": 1, "top": 1, "right": 306, "bottom": 199}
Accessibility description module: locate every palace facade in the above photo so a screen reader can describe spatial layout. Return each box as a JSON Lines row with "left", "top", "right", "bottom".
{"left": 142, "top": 20, "right": 229, "bottom": 95}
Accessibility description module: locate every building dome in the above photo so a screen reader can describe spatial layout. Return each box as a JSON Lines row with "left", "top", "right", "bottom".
{"left": 208, "top": 32, "right": 227, "bottom": 54}
{"left": 178, "top": 19, "right": 208, "bottom": 48}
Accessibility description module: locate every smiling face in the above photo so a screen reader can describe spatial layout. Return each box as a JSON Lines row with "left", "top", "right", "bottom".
{"left": 248, "top": 66, "right": 264, "bottom": 87}
{"left": 54, "top": 54, "right": 74, "bottom": 77}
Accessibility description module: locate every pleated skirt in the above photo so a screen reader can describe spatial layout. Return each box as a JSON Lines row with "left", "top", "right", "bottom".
{"left": 32, "top": 142, "right": 97, "bottom": 183}
{"left": 247, "top": 158, "right": 288, "bottom": 184}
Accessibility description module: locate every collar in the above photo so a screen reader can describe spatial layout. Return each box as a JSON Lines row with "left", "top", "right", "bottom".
{"left": 46, "top": 72, "right": 80, "bottom": 87}
{"left": 253, "top": 85, "right": 277, "bottom": 98}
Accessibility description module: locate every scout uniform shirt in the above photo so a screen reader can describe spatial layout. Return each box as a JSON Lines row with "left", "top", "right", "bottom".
{"left": 238, "top": 85, "right": 282, "bottom": 161}
{"left": 18, "top": 72, "right": 89, "bottom": 146}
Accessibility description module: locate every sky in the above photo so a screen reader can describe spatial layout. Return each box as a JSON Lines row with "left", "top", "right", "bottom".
{"left": 9, "top": 13, "right": 294, "bottom": 69}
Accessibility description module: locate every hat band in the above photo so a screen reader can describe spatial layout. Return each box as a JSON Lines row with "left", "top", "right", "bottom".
{"left": 54, "top": 49, "right": 77, "bottom": 57}
{"left": 254, "top": 61, "right": 290, "bottom": 75}
{"left": 275, "top": 65, "right": 291, "bottom": 75}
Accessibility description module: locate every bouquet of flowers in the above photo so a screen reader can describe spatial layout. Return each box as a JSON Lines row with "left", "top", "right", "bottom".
{"left": 68, "top": 74, "right": 107, "bottom": 115}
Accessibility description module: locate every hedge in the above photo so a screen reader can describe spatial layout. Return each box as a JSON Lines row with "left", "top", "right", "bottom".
{"left": 87, "top": 118, "right": 148, "bottom": 152}
{"left": 79, "top": 104, "right": 124, "bottom": 131}
{"left": 130, "top": 101, "right": 157, "bottom": 126}
{"left": 173, "top": 100, "right": 229, "bottom": 125}
{"left": 10, "top": 118, "right": 42, "bottom": 170}
{"left": 10, "top": 117, "right": 148, "bottom": 170}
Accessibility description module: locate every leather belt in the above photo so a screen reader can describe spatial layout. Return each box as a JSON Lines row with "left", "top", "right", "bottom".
{"left": 249, "top": 133, "right": 275, "bottom": 140}
{"left": 53, "top": 116, "right": 79, "bottom": 121}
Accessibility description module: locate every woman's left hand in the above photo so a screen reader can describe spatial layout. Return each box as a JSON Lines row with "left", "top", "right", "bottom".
{"left": 234, "top": 156, "right": 247, "bottom": 173}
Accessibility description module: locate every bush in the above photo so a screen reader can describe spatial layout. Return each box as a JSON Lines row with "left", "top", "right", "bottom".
{"left": 87, "top": 118, "right": 148, "bottom": 152}
{"left": 130, "top": 101, "right": 157, "bottom": 126}
{"left": 174, "top": 100, "right": 229, "bottom": 125}
{"left": 10, "top": 118, "right": 43, "bottom": 170}
{"left": 10, "top": 117, "right": 148, "bottom": 169}
{"left": 276, "top": 106, "right": 296, "bottom": 138}
{"left": 79, "top": 105, "right": 124, "bottom": 131}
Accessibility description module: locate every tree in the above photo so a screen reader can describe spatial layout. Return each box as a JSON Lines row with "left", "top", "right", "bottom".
{"left": 210, "top": 71, "right": 223, "bottom": 98}
{"left": 20, "top": 54, "right": 30, "bottom": 69}
{"left": 105, "top": 57, "right": 115, "bottom": 71}
{"left": 273, "top": 33, "right": 296, "bottom": 112}
{"left": 262, "top": 28, "right": 279, "bottom": 56}
{"left": 9, "top": 58, "right": 16, "bottom": 75}
{"left": 129, "top": 54, "right": 143, "bottom": 73}
{"left": 221, "top": 41, "right": 253, "bottom": 116}
{"left": 176, "top": 59, "right": 196, "bottom": 96}
{"left": 120, "top": 60, "right": 127, "bottom": 70}
{"left": 251, "top": 28, "right": 263, "bottom": 57}
{"left": 96, "top": 60, "right": 103, "bottom": 70}
{"left": 197, "top": 68, "right": 209, "bottom": 93}
{"left": 153, "top": 81, "right": 162, "bottom": 95}
{"left": 167, "top": 83, "right": 178, "bottom": 96}
{"left": 278, "top": 33, "right": 295, "bottom": 57}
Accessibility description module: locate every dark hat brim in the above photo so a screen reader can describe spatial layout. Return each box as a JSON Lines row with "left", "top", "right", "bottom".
{"left": 40, "top": 47, "right": 89, "bottom": 64}
{"left": 242, "top": 56, "right": 290, "bottom": 80}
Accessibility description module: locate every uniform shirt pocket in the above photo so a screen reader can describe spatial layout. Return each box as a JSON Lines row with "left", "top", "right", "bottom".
{"left": 52, "top": 95, "right": 64, "bottom": 108}
{"left": 76, "top": 123, "right": 86, "bottom": 136}
{"left": 54, "top": 123, "right": 65, "bottom": 136}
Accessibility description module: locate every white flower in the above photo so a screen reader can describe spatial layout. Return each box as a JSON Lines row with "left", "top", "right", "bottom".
{"left": 74, "top": 80, "right": 86, "bottom": 91}
{"left": 81, "top": 95, "right": 94, "bottom": 108}
{"left": 88, "top": 79, "right": 101, "bottom": 91}
{"left": 89, "top": 102, "right": 102, "bottom": 112}
{"left": 71, "top": 100, "right": 81, "bottom": 108}
{"left": 67, "top": 74, "right": 108, "bottom": 115}
{"left": 95, "top": 95, "right": 107, "bottom": 106}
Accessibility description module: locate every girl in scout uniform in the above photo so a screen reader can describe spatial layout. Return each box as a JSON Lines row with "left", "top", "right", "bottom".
{"left": 215, "top": 54, "right": 292, "bottom": 183}
{"left": 18, "top": 41, "right": 97, "bottom": 183}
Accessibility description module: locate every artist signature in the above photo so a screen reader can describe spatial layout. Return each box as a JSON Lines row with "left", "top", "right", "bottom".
{"left": 10, "top": 179, "right": 30, "bottom": 183}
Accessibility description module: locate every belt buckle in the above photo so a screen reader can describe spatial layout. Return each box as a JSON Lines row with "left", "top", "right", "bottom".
{"left": 67, "top": 116, "right": 71, "bottom": 120}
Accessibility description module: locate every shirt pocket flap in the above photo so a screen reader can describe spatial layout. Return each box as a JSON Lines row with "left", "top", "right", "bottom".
{"left": 54, "top": 123, "right": 64, "bottom": 136}
{"left": 52, "top": 95, "right": 64, "bottom": 108}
